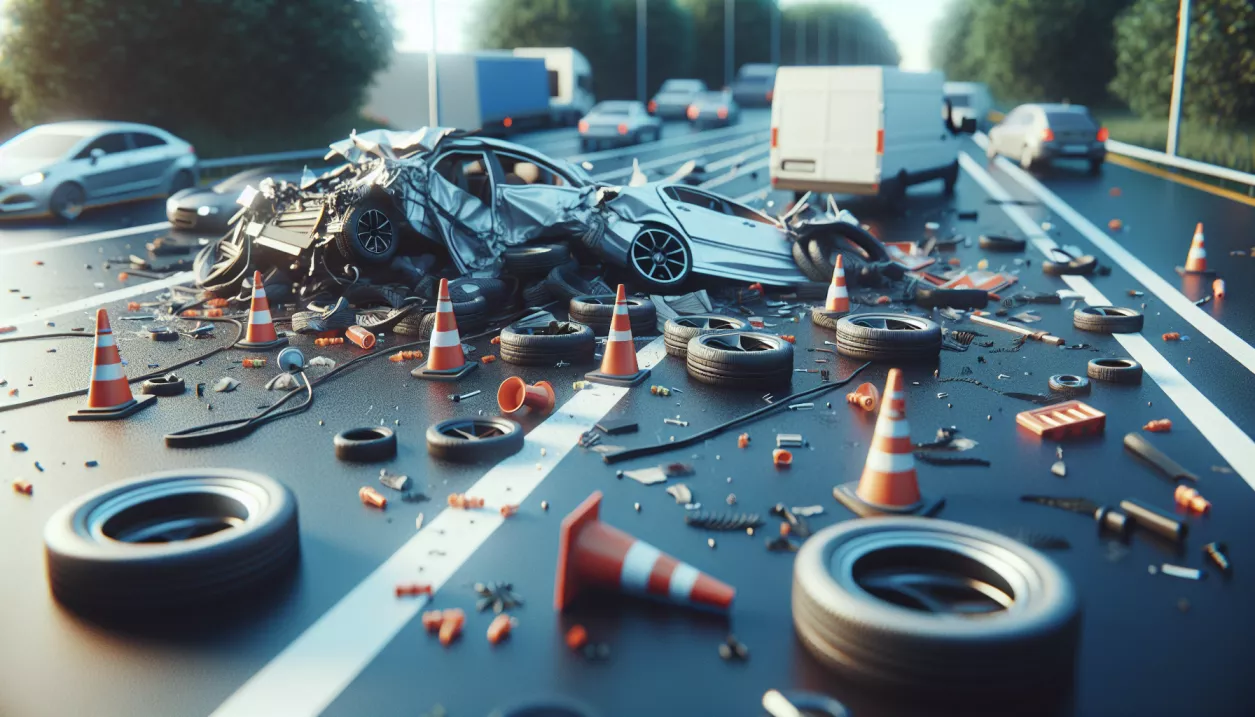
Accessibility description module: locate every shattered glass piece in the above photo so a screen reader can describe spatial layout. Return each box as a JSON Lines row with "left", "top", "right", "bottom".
{"left": 213, "top": 377, "right": 239, "bottom": 393}
{"left": 666, "top": 484, "right": 693, "bottom": 504}
{"left": 623, "top": 467, "right": 667, "bottom": 485}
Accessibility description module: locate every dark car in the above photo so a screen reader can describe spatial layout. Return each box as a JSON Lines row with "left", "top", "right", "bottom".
{"left": 686, "top": 91, "right": 741, "bottom": 129}
{"left": 986, "top": 103, "right": 1108, "bottom": 174}
{"left": 648, "top": 79, "right": 709, "bottom": 120}
{"left": 167, "top": 166, "right": 299, "bottom": 233}
{"left": 730, "top": 63, "right": 776, "bottom": 108}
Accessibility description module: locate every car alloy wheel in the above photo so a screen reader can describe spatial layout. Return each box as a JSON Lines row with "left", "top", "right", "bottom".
{"left": 50, "top": 183, "right": 86, "bottom": 222}
{"left": 356, "top": 208, "right": 394, "bottom": 255}
{"left": 629, "top": 226, "right": 691, "bottom": 288}
{"left": 426, "top": 417, "right": 524, "bottom": 462}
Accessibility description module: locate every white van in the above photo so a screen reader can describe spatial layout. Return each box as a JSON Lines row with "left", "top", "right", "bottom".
{"left": 769, "top": 67, "right": 975, "bottom": 202}
{"left": 514, "top": 47, "right": 595, "bottom": 126}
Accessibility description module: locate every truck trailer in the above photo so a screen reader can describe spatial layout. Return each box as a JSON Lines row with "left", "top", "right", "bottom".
{"left": 513, "top": 47, "right": 595, "bottom": 126}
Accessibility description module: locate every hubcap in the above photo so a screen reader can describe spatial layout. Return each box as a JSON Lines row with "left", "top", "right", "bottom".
{"left": 356, "top": 208, "right": 394, "bottom": 255}
{"left": 702, "top": 333, "right": 777, "bottom": 353}
{"left": 850, "top": 316, "right": 927, "bottom": 332}
{"left": 630, "top": 228, "right": 689, "bottom": 284}
{"left": 440, "top": 418, "right": 512, "bottom": 441}
{"left": 88, "top": 479, "right": 262, "bottom": 544}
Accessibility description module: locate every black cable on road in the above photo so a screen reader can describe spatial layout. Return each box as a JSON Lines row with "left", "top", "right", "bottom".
{"left": 601, "top": 361, "right": 872, "bottom": 465}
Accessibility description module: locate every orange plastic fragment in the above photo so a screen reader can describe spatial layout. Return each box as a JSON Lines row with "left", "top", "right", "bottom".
{"left": 205, "top": 298, "right": 228, "bottom": 308}
{"left": 1109, "top": 187, "right": 1122, "bottom": 197}
{"left": 1175, "top": 485, "right": 1211, "bottom": 514}
{"left": 422, "top": 610, "right": 444, "bottom": 632}
{"left": 747, "top": 282, "right": 765, "bottom": 295}
{"left": 779, "top": 522, "right": 791, "bottom": 537}
{"left": 500, "top": 503, "right": 519, "bottom": 518}
{"left": 772, "top": 449, "right": 793, "bottom": 467}
{"left": 359, "top": 486, "right": 387, "bottom": 510}
{"left": 395, "top": 583, "right": 433, "bottom": 597}
{"left": 205, "top": 308, "right": 223, "bottom": 318}
{"left": 448, "top": 493, "right": 485, "bottom": 510}
{"left": 874, "top": 296, "right": 891, "bottom": 305}
{"left": 314, "top": 337, "right": 345, "bottom": 347}
{"left": 1213, "top": 279, "right": 1226, "bottom": 298}
{"left": 487, "top": 614, "right": 516, "bottom": 645}
{"left": 846, "top": 382, "right": 880, "bottom": 412}
{"left": 565, "top": 625, "right": 589, "bottom": 651}
{"left": 481, "top": 355, "right": 496, "bottom": 364}
{"left": 737, "top": 433, "right": 750, "bottom": 449}
{"left": 948, "top": 257, "right": 962, "bottom": 266}
{"left": 126, "top": 301, "right": 142, "bottom": 311}
{"left": 1163, "top": 332, "right": 1181, "bottom": 342}
{"left": 490, "top": 336, "right": 502, "bottom": 345}
{"left": 439, "top": 610, "right": 465, "bottom": 646}
{"left": 117, "top": 272, "right": 129, "bottom": 282}
{"left": 779, "top": 335, "right": 795, "bottom": 344}
{"left": 1108, "top": 219, "right": 1123, "bottom": 231}
{"left": 241, "top": 358, "right": 267, "bottom": 368}
{"left": 13, "top": 480, "right": 32, "bottom": 496}
{"left": 1143, "top": 419, "right": 1172, "bottom": 433}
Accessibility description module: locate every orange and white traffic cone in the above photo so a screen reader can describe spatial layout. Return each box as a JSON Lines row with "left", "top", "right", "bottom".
{"left": 1175, "top": 223, "right": 1215, "bottom": 276}
{"left": 832, "top": 368, "right": 942, "bottom": 517}
{"left": 497, "top": 376, "right": 555, "bottom": 415}
{"left": 411, "top": 278, "right": 476, "bottom": 381}
{"left": 235, "top": 271, "right": 288, "bottom": 350}
{"left": 585, "top": 285, "right": 650, "bottom": 387}
{"left": 555, "top": 491, "right": 735, "bottom": 613}
{"left": 69, "top": 308, "right": 156, "bottom": 421}
{"left": 825, "top": 255, "right": 851, "bottom": 313}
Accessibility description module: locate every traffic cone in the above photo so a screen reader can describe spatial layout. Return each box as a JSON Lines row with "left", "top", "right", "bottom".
{"left": 497, "top": 376, "right": 555, "bottom": 415}
{"left": 69, "top": 308, "right": 156, "bottom": 421}
{"left": 1175, "top": 223, "right": 1215, "bottom": 276}
{"left": 585, "top": 285, "right": 650, "bottom": 387}
{"left": 832, "top": 368, "right": 942, "bottom": 517}
{"left": 555, "top": 491, "right": 735, "bottom": 613}
{"left": 235, "top": 271, "right": 288, "bottom": 350}
{"left": 825, "top": 255, "right": 851, "bottom": 313}
{"left": 411, "top": 278, "right": 476, "bottom": 381}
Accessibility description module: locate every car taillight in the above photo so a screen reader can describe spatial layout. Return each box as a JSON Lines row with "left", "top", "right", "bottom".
{"left": 618, "top": 123, "right": 629, "bottom": 135}
{"left": 717, "top": 106, "right": 728, "bottom": 120}
{"left": 578, "top": 120, "right": 589, "bottom": 133}
{"left": 1041, "top": 128, "right": 1054, "bottom": 142}
{"left": 876, "top": 129, "right": 884, "bottom": 155}
{"left": 687, "top": 105, "right": 699, "bottom": 121}
{"left": 648, "top": 100, "right": 657, "bottom": 113}
{"left": 1097, "top": 127, "right": 1109, "bottom": 142}
{"left": 503, "top": 117, "right": 513, "bottom": 129}
{"left": 188, "top": 145, "right": 196, "bottom": 155}
{"left": 771, "top": 127, "right": 778, "bottom": 148}
{"left": 766, "top": 90, "right": 773, "bottom": 102}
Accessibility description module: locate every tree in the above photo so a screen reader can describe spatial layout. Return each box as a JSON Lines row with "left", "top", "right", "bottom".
{"left": 930, "top": 0, "right": 978, "bottom": 82}
{"left": 780, "top": 3, "right": 900, "bottom": 68}
{"left": 0, "top": 0, "right": 394, "bottom": 154}
{"left": 1110, "top": 0, "right": 1255, "bottom": 125}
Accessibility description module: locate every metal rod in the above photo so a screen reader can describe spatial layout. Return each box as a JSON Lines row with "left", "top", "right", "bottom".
{"left": 969, "top": 313, "right": 1065, "bottom": 345}
{"left": 427, "top": 0, "right": 439, "bottom": 127}
{"left": 770, "top": 1, "right": 780, "bottom": 66}
{"left": 1166, "top": 0, "right": 1191, "bottom": 156}
{"left": 637, "top": 0, "right": 647, "bottom": 103}
{"left": 724, "top": 0, "right": 735, "bottom": 88}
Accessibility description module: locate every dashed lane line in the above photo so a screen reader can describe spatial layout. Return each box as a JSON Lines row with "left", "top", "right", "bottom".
{"left": 0, "top": 222, "right": 173, "bottom": 256}
{"left": 0, "top": 272, "right": 195, "bottom": 328}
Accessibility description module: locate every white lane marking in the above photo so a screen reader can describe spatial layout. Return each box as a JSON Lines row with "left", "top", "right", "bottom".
{"left": 592, "top": 132, "right": 765, "bottom": 182}
{"left": 960, "top": 152, "right": 1255, "bottom": 489}
{"left": 568, "top": 122, "right": 763, "bottom": 164}
{"left": 733, "top": 187, "right": 771, "bottom": 204}
{"left": 971, "top": 133, "right": 1255, "bottom": 375}
{"left": 0, "top": 222, "right": 172, "bottom": 256}
{"left": 210, "top": 338, "right": 668, "bottom": 717}
{"left": 0, "top": 272, "right": 194, "bottom": 328}
{"left": 700, "top": 155, "right": 770, "bottom": 190}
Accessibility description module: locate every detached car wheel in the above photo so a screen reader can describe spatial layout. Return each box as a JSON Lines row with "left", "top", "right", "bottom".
{"left": 792, "top": 518, "right": 1080, "bottom": 694}
{"left": 427, "top": 417, "right": 524, "bottom": 463}
{"left": 503, "top": 243, "right": 571, "bottom": 276}
{"left": 44, "top": 469, "right": 299, "bottom": 616}
{"left": 1072, "top": 306, "right": 1143, "bottom": 334}
{"left": 337, "top": 200, "right": 400, "bottom": 264}
{"left": 627, "top": 225, "right": 692, "bottom": 291}
{"left": 834, "top": 313, "right": 942, "bottom": 362}
{"left": 1087, "top": 357, "right": 1143, "bottom": 384}
{"left": 685, "top": 331, "right": 794, "bottom": 388}
{"left": 568, "top": 294, "right": 657, "bottom": 336}
{"left": 663, "top": 314, "right": 748, "bottom": 358}
{"left": 500, "top": 320, "right": 596, "bottom": 366}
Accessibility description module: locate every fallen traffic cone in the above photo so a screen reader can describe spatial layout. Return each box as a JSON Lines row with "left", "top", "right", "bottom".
{"left": 846, "top": 381, "right": 880, "bottom": 412}
{"left": 497, "top": 376, "right": 555, "bottom": 415}
{"left": 69, "top": 308, "right": 156, "bottom": 421}
{"left": 555, "top": 491, "right": 734, "bottom": 613}
{"left": 832, "top": 368, "right": 942, "bottom": 517}
{"left": 235, "top": 271, "right": 288, "bottom": 350}
{"left": 1175, "top": 223, "right": 1215, "bottom": 276}
{"left": 412, "top": 278, "right": 477, "bottom": 381}
{"left": 585, "top": 284, "right": 649, "bottom": 387}
{"left": 825, "top": 255, "right": 851, "bottom": 313}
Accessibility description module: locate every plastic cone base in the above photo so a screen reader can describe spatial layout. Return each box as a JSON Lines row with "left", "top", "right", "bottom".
{"left": 69, "top": 393, "right": 156, "bottom": 422}
{"left": 411, "top": 359, "right": 477, "bottom": 382}
{"left": 235, "top": 335, "right": 289, "bottom": 350}
{"left": 1174, "top": 266, "right": 1216, "bottom": 277}
{"left": 585, "top": 367, "right": 650, "bottom": 387}
{"left": 832, "top": 480, "right": 943, "bottom": 518}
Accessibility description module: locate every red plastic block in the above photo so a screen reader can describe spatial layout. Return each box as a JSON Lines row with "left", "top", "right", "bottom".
{"left": 1016, "top": 401, "right": 1106, "bottom": 440}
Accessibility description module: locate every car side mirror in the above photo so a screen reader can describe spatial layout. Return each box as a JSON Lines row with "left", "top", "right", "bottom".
{"left": 960, "top": 117, "right": 977, "bottom": 134}
{"left": 90, "top": 148, "right": 105, "bottom": 165}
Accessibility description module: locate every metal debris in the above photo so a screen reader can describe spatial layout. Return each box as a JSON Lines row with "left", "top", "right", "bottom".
{"left": 718, "top": 635, "right": 750, "bottom": 661}
{"left": 449, "top": 390, "right": 482, "bottom": 402}
{"left": 666, "top": 484, "right": 693, "bottom": 504}
{"left": 213, "top": 377, "right": 240, "bottom": 393}
{"left": 663, "top": 417, "right": 689, "bottom": 427}
{"left": 379, "top": 469, "right": 411, "bottom": 491}
{"left": 623, "top": 467, "right": 668, "bottom": 485}
{"left": 915, "top": 454, "right": 991, "bottom": 466}
{"left": 1051, "top": 460, "right": 1067, "bottom": 477}
{"left": 791, "top": 505, "right": 824, "bottom": 517}
{"left": 1159, "top": 564, "right": 1204, "bottom": 581}
{"left": 769, "top": 503, "right": 810, "bottom": 538}
{"left": 474, "top": 581, "right": 525, "bottom": 613}
{"left": 775, "top": 434, "right": 804, "bottom": 448}
{"left": 685, "top": 512, "right": 764, "bottom": 531}
{"left": 765, "top": 536, "right": 798, "bottom": 552}
{"left": 787, "top": 402, "right": 814, "bottom": 410}
{"left": 400, "top": 491, "right": 430, "bottom": 503}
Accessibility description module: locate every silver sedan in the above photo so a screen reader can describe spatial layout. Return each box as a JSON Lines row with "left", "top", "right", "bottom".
{"left": 0, "top": 121, "right": 199, "bottom": 221}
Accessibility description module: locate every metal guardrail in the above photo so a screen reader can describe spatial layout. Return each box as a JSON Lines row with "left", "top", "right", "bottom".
{"left": 1104, "top": 139, "right": 1255, "bottom": 188}
{"left": 197, "top": 148, "right": 328, "bottom": 170}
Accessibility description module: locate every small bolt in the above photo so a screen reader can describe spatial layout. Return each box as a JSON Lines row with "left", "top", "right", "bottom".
{"left": 541, "top": 501, "right": 549, "bottom": 511}
{"left": 1203, "top": 542, "right": 1231, "bottom": 573}
{"left": 708, "top": 538, "right": 716, "bottom": 549}
{"left": 634, "top": 502, "right": 641, "bottom": 512}
{"left": 987, "top": 415, "right": 992, "bottom": 421}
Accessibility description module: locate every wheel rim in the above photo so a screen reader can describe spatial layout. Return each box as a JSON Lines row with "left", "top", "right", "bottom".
{"left": 439, "top": 418, "right": 514, "bottom": 442}
{"left": 1084, "top": 307, "right": 1134, "bottom": 318}
{"left": 630, "top": 228, "right": 689, "bottom": 285}
{"left": 579, "top": 295, "right": 641, "bottom": 308}
{"left": 54, "top": 187, "right": 84, "bottom": 220}
{"left": 356, "top": 208, "right": 394, "bottom": 255}
{"left": 701, "top": 333, "right": 779, "bottom": 353}
{"left": 86, "top": 477, "right": 265, "bottom": 544}
{"left": 1053, "top": 375, "right": 1083, "bottom": 387}
{"left": 849, "top": 315, "right": 929, "bottom": 332}
{"left": 678, "top": 316, "right": 741, "bottom": 331}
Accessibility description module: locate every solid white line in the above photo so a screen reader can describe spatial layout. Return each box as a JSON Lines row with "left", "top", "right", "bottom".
{"left": 210, "top": 338, "right": 669, "bottom": 717}
{"left": 971, "top": 133, "right": 1255, "bottom": 375}
{"left": 0, "top": 272, "right": 194, "bottom": 327}
{"left": 959, "top": 152, "right": 1255, "bottom": 489}
{"left": 568, "top": 122, "right": 763, "bottom": 165}
{"left": 733, "top": 187, "right": 771, "bottom": 204}
{"left": 592, "top": 132, "right": 766, "bottom": 182}
{"left": 0, "top": 222, "right": 172, "bottom": 256}
{"left": 700, "top": 155, "right": 770, "bottom": 190}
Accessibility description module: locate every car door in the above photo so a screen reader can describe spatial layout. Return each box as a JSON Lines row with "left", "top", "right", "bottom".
{"left": 425, "top": 150, "right": 499, "bottom": 273}
{"left": 489, "top": 149, "right": 594, "bottom": 245}
{"left": 72, "top": 132, "right": 138, "bottom": 199}
{"left": 127, "top": 132, "right": 176, "bottom": 193}
{"left": 664, "top": 185, "right": 777, "bottom": 251}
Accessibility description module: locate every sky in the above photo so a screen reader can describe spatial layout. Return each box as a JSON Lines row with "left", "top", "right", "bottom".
{"left": 393, "top": 0, "right": 946, "bottom": 72}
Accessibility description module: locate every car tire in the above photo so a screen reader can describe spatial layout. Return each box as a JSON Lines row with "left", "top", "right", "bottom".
{"left": 49, "top": 182, "right": 87, "bottom": 222}
{"left": 834, "top": 313, "right": 942, "bottom": 362}
{"left": 333, "top": 426, "right": 397, "bottom": 462}
{"left": 499, "top": 320, "right": 596, "bottom": 366}
{"left": 1072, "top": 306, "right": 1144, "bottom": 334}
{"left": 685, "top": 331, "right": 794, "bottom": 388}
{"left": 544, "top": 262, "right": 599, "bottom": 302}
{"left": 626, "top": 224, "right": 692, "bottom": 292}
{"left": 448, "top": 277, "right": 508, "bottom": 305}
{"left": 336, "top": 199, "right": 400, "bottom": 264}
{"left": 810, "top": 307, "right": 845, "bottom": 330}
{"left": 1042, "top": 252, "right": 1097, "bottom": 276}
{"left": 792, "top": 518, "right": 1080, "bottom": 694}
{"left": 913, "top": 286, "right": 989, "bottom": 310}
{"left": 522, "top": 280, "right": 555, "bottom": 308}
{"left": 792, "top": 240, "right": 829, "bottom": 283}
{"left": 942, "top": 161, "right": 959, "bottom": 195}
{"left": 1087, "top": 357, "right": 1143, "bottom": 384}
{"left": 503, "top": 243, "right": 572, "bottom": 277}
{"left": 44, "top": 469, "right": 299, "bottom": 616}
{"left": 426, "top": 417, "right": 524, "bottom": 463}
{"left": 979, "top": 234, "right": 1027, "bottom": 252}
{"left": 568, "top": 294, "right": 657, "bottom": 336}
{"left": 1047, "top": 374, "right": 1091, "bottom": 396}
{"left": 393, "top": 295, "right": 488, "bottom": 337}
{"left": 802, "top": 222, "right": 887, "bottom": 282}
{"left": 663, "top": 314, "right": 748, "bottom": 358}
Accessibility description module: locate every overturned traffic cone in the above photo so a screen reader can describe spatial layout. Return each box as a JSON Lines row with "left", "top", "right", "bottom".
{"left": 412, "top": 278, "right": 477, "bottom": 381}
{"left": 1175, "top": 223, "right": 1215, "bottom": 276}
{"left": 832, "top": 368, "right": 942, "bottom": 517}
{"left": 498, "top": 376, "right": 555, "bottom": 416}
{"left": 825, "top": 255, "right": 851, "bottom": 313}
{"left": 69, "top": 308, "right": 156, "bottom": 421}
{"left": 235, "top": 271, "right": 288, "bottom": 350}
{"left": 585, "top": 285, "right": 650, "bottom": 387}
{"left": 555, "top": 491, "right": 734, "bottom": 613}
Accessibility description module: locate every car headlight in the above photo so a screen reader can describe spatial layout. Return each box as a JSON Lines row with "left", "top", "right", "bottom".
{"left": 196, "top": 206, "right": 219, "bottom": 216}
{"left": 19, "top": 172, "right": 45, "bottom": 187}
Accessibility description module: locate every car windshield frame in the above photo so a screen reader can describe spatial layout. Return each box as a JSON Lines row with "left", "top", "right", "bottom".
{"left": 590, "top": 102, "right": 635, "bottom": 116}
{"left": 0, "top": 132, "right": 85, "bottom": 163}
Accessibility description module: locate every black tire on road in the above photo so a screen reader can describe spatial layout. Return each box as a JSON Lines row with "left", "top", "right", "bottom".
{"left": 810, "top": 307, "right": 844, "bottom": 330}
{"left": 1072, "top": 306, "right": 1143, "bottom": 334}
{"left": 834, "top": 313, "right": 943, "bottom": 362}
{"left": 792, "top": 518, "right": 1080, "bottom": 694}
{"left": 333, "top": 426, "right": 397, "bottom": 462}
{"left": 44, "top": 469, "right": 299, "bottom": 616}
{"left": 503, "top": 243, "right": 571, "bottom": 276}
{"left": 800, "top": 221, "right": 889, "bottom": 281}
{"left": 663, "top": 314, "right": 748, "bottom": 358}
{"left": 1087, "top": 358, "right": 1143, "bottom": 384}
{"left": 1042, "top": 250, "right": 1097, "bottom": 277}
{"left": 336, "top": 199, "right": 400, "bottom": 264}
{"left": 685, "top": 331, "right": 794, "bottom": 388}
{"left": 792, "top": 240, "right": 829, "bottom": 283}
{"left": 426, "top": 417, "right": 524, "bottom": 463}
{"left": 448, "top": 277, "right": 508, "bottom": 305}
{"left": 50, "top": 182, "right": 87, "bottom": 222}
{"left": 568, "top": 294, "right": 657, "bottom": 335}
{"left": 499, "top": 320, "right": 596, "bottom": 366}
{"left": 1047, "top": 374, "right": 1091, "bottom": 396}
{"left": 392, "top": 294, "right": 488, "bottom": 337}
{"left": 544, "top": 262, "right": 599, "bottom": 302}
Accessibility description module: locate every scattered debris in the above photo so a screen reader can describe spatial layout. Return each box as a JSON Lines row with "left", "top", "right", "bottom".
{"left": 663, "top": 417, "right": 689, "bottom": 427}
{"left": 1051, "top": 461, "right": 1067, "bottom": 477}
{"left": 10, "top": 442, "right": 27, "bottom": 452}
{"left": 685, "top": 512, "right": 765, "bottom": 531}
{"left": 772, "top": 449, "right": 793, "bottom": 467}
{"left": 265, "top": 373, "right": 299, "bottom": 390}
{"left": 770, "top": 504, "right": 811, "bottom": 538}
{"left": 213, "top": 377, "right": 240, "bottom": 393}
{"left": 791, "top": 505, "right": 824, "bottom": 517}
{"left": 475, "top": 581, "right": 524, "bottom": 613}
{"left": 359, "top": 486, "right": 387, "bottom": 509}
{"left": 379, "top": 469, "right": 411, "bottom": 491}
{"left": 1175, "top": 485, "right": 1210, "bottom": 514}
{"left": 775, "top": 434, "right": 804, "bottom": 448}
{"left": 12, "top": 480, "right": 33, "bottom": 496}
{"left": 448, "top": 493, "right": 485, "bottom": 509}
{"left": 1203, "top": 542, "right": 1231, "bottom": 574}
{"left": 308, "top": 356, "right": 337, "bottom": 368}
{"left": 650, "top": 385, "right": 672, "bottom": 397}
{"left": 666, "top": 484, "right": 693, "bottom": 504}
{"left": 1143, "top": 419, "right": 1172, "bottom": 433}
{"left": 718, "top": 635, "right": 750, "bottom": 661}
{"left": 1159, "top": 564, "right": 1203, "bottom": 581}
{"left": 449, "top": 389, "right": 482, "bottom": 403}
{"left": 737, "top": 433, "right": 750, "bottom": 449}
{"left": 1162, "top": 332, "right": 1181, "bottom": 342}
{"left": 623, "top": 467, "right": 668, "bottom": 485}
{"left": 487, "top": 614, "right": 517, "bottom": 645}
{"left": 395, "top": 583, "right": 433, "bottom": 597}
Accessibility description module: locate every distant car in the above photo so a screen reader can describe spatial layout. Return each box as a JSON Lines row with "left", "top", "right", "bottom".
{"left": 577, "top": 101, "right": 662, "bottom": 151}
{"left": 730, "top": 63, "right": 777, "bottom": 107}
{"left": 943, "top": 81, "right": 994, "bottom": 132}
{"left": 167, "top": 166, "right": 298, "bottom": 234}
{"left": 987, "top": 103, "right": 1107, "bottom": 174}
{"left": 649, "top": 79, "right": 709, "bottom": 119}
{"left": 687, "top": 91, "right": 741, "bottom": 129}
{"left": 0, "top": 121, "right": 198, "bottom": 222}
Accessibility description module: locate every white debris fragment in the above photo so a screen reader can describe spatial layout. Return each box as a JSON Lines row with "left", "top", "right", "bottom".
{"left": 308, "top": 356, "right": 336, "bottom": 368}
{"left": 792, "top": 505, "right": 825, "bottom": 517}
{"left": 623, "top": 467, "right": 668, "bottom": 485}
{"left": 265, "top": 373, "right": 299, "bottom": 390}
{"left": 379, "top": 469, "right": 411, "bottom": 491}
{"left": 1051, "top": 460, "right": 1067, "bottom": 477}
{"left": 666, "top": 484, "right": 693, "bottom": 504}
{"left": 213, "top": 377, "right": 239, "bottom": 393}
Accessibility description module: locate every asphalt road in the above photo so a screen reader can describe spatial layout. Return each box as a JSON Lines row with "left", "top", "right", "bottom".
{"left": 2, "top": 117, "right": 1254, "bottom": 717}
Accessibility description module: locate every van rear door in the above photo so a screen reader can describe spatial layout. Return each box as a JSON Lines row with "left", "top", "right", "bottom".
{"left": 771, "top": 67, "right": 882, "bottom": 192}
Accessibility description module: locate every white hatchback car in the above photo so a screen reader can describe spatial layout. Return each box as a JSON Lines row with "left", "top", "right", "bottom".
{"left": 0, "top": 121, "right": 199, "bottom": 221}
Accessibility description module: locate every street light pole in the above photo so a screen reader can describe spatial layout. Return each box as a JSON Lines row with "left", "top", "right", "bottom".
{"left": 724, "top": 0, "right": 735, "bottom": 87}
{"left": 770, "top": 1, "right": 780, "bottom": 66}
{"left": 637, "top": 0, "right": 647, "bottom": 103}
{"left": 1166, "top": 0, "right": 1191, "bottom": 156}
{"left": 427, "top": 0, "right": 439, "bottom": 127}
{"left": 796, "top": 16, "right": 806, "bottom": 64}
{"left": 818, "top": 15, "right": 828, "bottom": 65}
